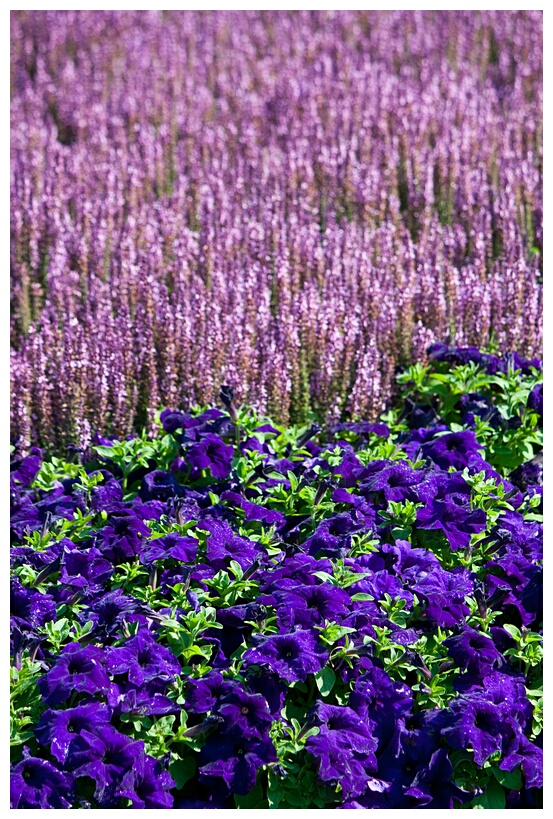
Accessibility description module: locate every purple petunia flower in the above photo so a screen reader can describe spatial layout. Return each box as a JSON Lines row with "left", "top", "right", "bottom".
{"left": 217, "top": 687, "right": 273, "bottom": 738}
{"left": 221, "top": 490, "right": 286, "bottom": 527}
{"left": 212, "top": 602, "right": 268, "bottom": 659}
{"left": 10, "top": 450, "right": 42, "bottom": 494}
{"left": 89, "top": 471, "right": 124, "bottom": 511}
{"left": 384, "top": 539, "right": 441, "bottom": 584}
{"left": 259, "top": 553, "right": 333, "bottom": 594}
{"left": 59, "top": 542, "right": 113, "bottom": 590}
{"left": 527, "top": 383, "right": 543, "bottom": 418}
{"left": 64, "top": 725, "right": 145, "bottom": 806}
{"left": 242, "top": 630, "right": 328, "bottom": 683}
{"left": 373, "top": 715, "right": 445, "bottom": 808}
{"left": 185, "top": 671, "right": 237, "bottom": 714}
{"left": 440, "top": 698, "right": 508, "bottom": 766}
{"left": 245, "top": 669, "right": 287, "bottom": 716}
{"left": 115, "top": 753, "right": 175, "bottom": 808}
{"left": 302, "top": 512, "right": 361, "bottom": 558}
{"left": 306, "top": 703, "right": 379, "bottom": 798}
{"left": 414, "top": 567, "right": 474, "bottom": 627}
{"left": 360, "top": 460, "right": 425, "bottom": 503}
{"left": 160, "top": 409, "right": 197, "bottom": 434}
{"left": 139, "top": 532, "right": 198, "bottom": 566}
{"left": 11, "top": 577, "right": 56, "bottom": 631}
{"left": 351, "top": 569, "right": 414, "bottom": 608}
{"left": 400, "top": 399, "right": 439, "bottom": 430}
{"left": 427, "top": 344, "right": 502, "bottom": 373}
{"left": 349, "top": 665, "right": 413, "bottom": 750}
{"left": 95, "top": 510, "right": 151, "bottom": 564}
{"left": 10, "top": 748, "right": 75, "bottom": 809}
{"left": 502, "top": 352, "right": 542, "bottom": 376}
{"left": 201, "top": 519, "right": 259, "bottom": 571}
{"left": 500, "top": 734, "right": 543, "bottom": 789}
{"left": 38, "top": 643, "right": 110, "bottom": 706}
{"left": 198, "top": 726, "right": 276, "bottom": 795}
{"left": 509, "top": 455, "right": 543, "bottom": 492}
{"left": 443, "top": 628, "right": 504, "bottom": 679}
{"left": 35, "top": 702, "right": 112, "bottom": 763}
{"left": 416, "top": 495, "right": 487, "bottom": 551}
{"left": 186, "top": 433, "right": 234, "bottom": 480}
{"left": 462, "top": 671, "right": 533, "bottom": 733}
{"left": 457, "top": 392, "right": 503, "bottom": 429}
{"left": 332, "top": 421, "right": 390, "bottom": 439}
{"left": 111, "top": 686, "right": 180, "bottom": 718}
{"left": 273, "top": 583, "right": 351, "bottom": 630}
{"left": 399, "top": 425, "right": 449, "bottom": 463}
{"left": 140, "top": 469, "right": 179, "bottom": 501}
{"left": 334, "top": 451, "right": 371, "bottom": 488}
{"left": 403, "top": 748, "right": 469, "bottom": 808}
{"left": 105, "top": 628, "right": 181, "bottom": 686}
{"left": 83, "top": 589, "right": 148, "bottom": 639}
{"left": 421, "top": 430, "right": 482, "bottom": 471}
{"left": 10, "top": 485, "right": 82, "bottom": 539}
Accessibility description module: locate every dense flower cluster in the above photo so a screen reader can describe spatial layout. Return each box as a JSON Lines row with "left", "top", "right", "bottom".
{"left": 10, "top": 10, "right": 542, "bottom": 451}
{"left": 10, "top": 349, "right": 543, "bottom": 809}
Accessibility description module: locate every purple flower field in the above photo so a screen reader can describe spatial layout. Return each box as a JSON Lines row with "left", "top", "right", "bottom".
{"left": 10, "top": 11, "right": 542, "bottom": 811}
{"left": 10, "top": 11, "right": 542, "bottom": 452}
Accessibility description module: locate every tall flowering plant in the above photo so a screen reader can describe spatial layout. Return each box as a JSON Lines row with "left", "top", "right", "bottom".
{"left": 10, "top": 11, "right": 542, "bottom": 452}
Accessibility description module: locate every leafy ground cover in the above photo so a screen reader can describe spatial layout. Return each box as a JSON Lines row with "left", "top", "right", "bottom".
{"left": 10, "top": 346, "right": 543, "bottom": 809}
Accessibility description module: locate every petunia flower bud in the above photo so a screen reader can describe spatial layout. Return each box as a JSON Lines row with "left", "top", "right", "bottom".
{"left": 296, "top": 423, "right": 321, "bottom": 449}
{"left": 219, "top": 385, "right": 238, "bottom": 423}
{"left": 182, "top": 715, "right": 225, "bottom": 737}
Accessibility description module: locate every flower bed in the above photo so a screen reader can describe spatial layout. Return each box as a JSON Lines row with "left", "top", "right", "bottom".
{"left": 10, "top": 347, "right": 543, "bottom": 809}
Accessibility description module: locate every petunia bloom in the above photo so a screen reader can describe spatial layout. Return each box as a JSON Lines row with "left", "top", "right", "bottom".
{"left": 198, "top": 726, "right": 276, "bottom": 795}
{"left": 105, "top": 628, "right": 181, "bottom": 686}
{"left": 38, "top": 643, "right": 110, "bottom": 706}
{"left": 306, "top": 703, "right": 379, "bottom": 798}
{"left": 416, "top": 496, "right": 486, "bottom": 551}
{"left": 242, "top": 630, "right": 328, "bottom": 683}
{"left": 10, "top": 749, "right": 75, "bottom": 809}
{"left": 35, "top": 702, "right": 112, "bottom": 763}
{"left": 64, "top": 725, "right": 145, "bottom": 806}
{"left": 186, "top": 434, "right": 234, "bottom": 480}
{"left": 115, "top": 753, "right": 175, "bottom": 808}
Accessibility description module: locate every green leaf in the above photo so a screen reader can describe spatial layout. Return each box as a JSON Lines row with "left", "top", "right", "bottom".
{"left": 472, "top": 777, "right": 506, "bottom": 809}
{"left": 314, "top": 666, "right": 336, "bottom": 697}
{"left": 287, "top": 471, "right": 299, "bottom": 491}
{"left": 94, "top": 445, "right": 116, "bottom": 458}
{"left": 391, "top": 526, "right": 411, "bottom": 540}
{"left": 282, "top": 788, "right": 312, "bottom": 807}
{"left": 502, "top": 624, "right": 521, "bottom": 641}
{"left": 169, "top": 755, "right": 197, "bottom": 789}
{"left": 228, "top": 560, "right": 244, "bottom": 580}
{"left": 492, "top": 766, "right": 522, "bottom": 791}
{"left": 525, "top": 687, "right": 543, "bottom": 698}
{"left": 267, "top": 772, "right": 284, "bottom": 809}
{"left": 313, "top": 571, "right": 334, "bottom": 583}
{"left": 234, "top": 780, "right": 264, "bottom": 809}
